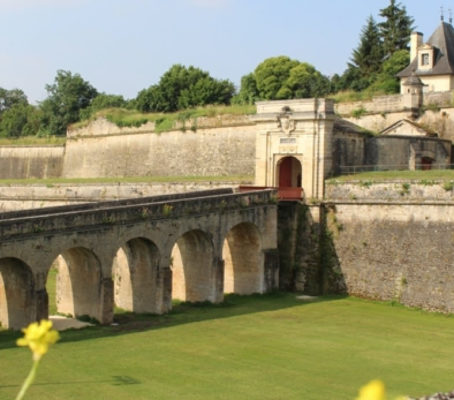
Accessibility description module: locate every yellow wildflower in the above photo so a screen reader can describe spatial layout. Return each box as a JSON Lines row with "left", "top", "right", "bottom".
{"left": 17, "top": 320, "right": 59, "bottom": 361}
{"left": 356, "top": 380, "right": 386, "bottom": 400}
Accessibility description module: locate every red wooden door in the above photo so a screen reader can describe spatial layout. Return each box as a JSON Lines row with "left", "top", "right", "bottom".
{"left": 279, "top": 158, "right": 293, "bottom": 187}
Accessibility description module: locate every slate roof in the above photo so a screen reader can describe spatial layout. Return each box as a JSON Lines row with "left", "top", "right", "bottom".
{"left": 397, "top": 22, "right": 454, "bottom": 77}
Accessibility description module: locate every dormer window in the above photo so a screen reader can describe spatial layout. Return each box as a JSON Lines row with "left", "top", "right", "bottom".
{"left": 421, "top": 53, "right": 430, "bottom": 66}
{"left": 417, "top": 46, "right": 434, "bottom": 70}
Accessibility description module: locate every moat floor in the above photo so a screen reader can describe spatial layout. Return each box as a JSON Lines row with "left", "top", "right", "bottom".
{"left": 1, "top": 293, "right": 453, "bottom": 400}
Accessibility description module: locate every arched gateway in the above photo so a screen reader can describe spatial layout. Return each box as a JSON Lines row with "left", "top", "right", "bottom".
{"left": 276, "top": 156, "right": 302, "bottom": 200}
{"left": 253, "top": 98, "right": 335, "bottom": 200}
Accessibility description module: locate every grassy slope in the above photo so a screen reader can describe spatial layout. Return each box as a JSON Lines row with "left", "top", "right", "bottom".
{"left": 1, "top": 294, "right": 454, "bottom": 400}
{"left": 328, "top": 169, "right": 454, "bottom": 183}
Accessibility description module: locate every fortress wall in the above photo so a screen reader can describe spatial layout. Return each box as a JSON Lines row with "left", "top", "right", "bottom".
{"left": 63, "top": 123, "right": 257, "bottom": 178}
{"left": 324, "top": 201, "right": 454, "bottom": 313}
{"left": 335, "top": 94, "right": 403, "bottom": 116}
{"left": 335, "top": 91, "right": 452, "bottom": 118}
{"left": 423, "top": 90, "right": 452, "bottom": 105}
{"left": 0, "top": 181, "right": 243, "bottom": 212}
{"left": 319, "top": 181, "right": 454, "bottom": 312}
{"left": 0, "top": 146, "right": 64, "bottom": 179}
{"left": 326, "top": 181, "right": 454, "bottom": 201}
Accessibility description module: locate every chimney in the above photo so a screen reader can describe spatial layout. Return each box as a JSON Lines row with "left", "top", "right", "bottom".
{"left": 410, "top": 31, "right": 423, "bottom": 62}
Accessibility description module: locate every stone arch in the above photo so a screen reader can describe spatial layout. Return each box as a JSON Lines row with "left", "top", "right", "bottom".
{"left": 0, "top": 258, "right": 34, "bottom": 330}
{"left": 48, "top": 247, "right": 102, "bottom": 322}
{"left": 112, "top": 237, "right": 160, "bottom": 313}
{"left": 223, "top": 222, "right": 263, "bottom": 294}
{"left": 171, "top": 229, "right": 215, "bottom": 302}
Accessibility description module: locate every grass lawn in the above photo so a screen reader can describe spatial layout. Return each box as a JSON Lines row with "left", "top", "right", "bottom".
{"left": 328, "top": 169, "right": 454, "bottom": 183}
{"left": 1, "top": 293, "right": 454, "bottom": 400}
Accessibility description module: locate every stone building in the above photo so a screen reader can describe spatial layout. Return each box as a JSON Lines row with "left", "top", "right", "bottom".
{"left": 398, "top": 20, "right": 454, "bottom": 93}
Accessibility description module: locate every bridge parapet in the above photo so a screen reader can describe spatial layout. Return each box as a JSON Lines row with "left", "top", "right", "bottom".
{"left": 0, "top": 189, "right": 277, "bottom": 241}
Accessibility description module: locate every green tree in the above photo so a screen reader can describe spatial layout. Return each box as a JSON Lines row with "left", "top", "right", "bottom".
{"left": 0, "top": 103, "right": 41, "bottom": 137}
{"left": 39, "top": 70, "right": 98, "bottom": 135}
{"left": 368, "top": 49, "right": 410, "bottom": 93}
{"left": 80, "top": 93, "right": 128, "bottom": 119}
{"left": 0, "top": 88, "right": 28, "bottom": 113}
{"left": 254, "top": 56, "right": 299, "bottom": 99}
{"left": 136, "top": 65, "right": 234, "bottom": 112}
{"left": 232, "top": 73, "right": 259, "bottom": 104}
{"left": 237, "top": 56, "right": 331, "bottom": 102}
{"left": 0, "top": 88, "right": 42, "bottom": 137}
{"left": 379, "top": 0, "right": 415, "bottom": 58}
{"left": 350, "top": 16, "right": 384, "bottom": 77}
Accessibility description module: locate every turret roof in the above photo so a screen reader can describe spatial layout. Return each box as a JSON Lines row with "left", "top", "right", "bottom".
{"left": 397, "top": 21, "right": 454, "bottom": 77}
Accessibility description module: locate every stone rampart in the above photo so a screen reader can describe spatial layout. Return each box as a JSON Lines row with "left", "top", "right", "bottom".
{"left": 335, "top": 94, "right": 404, "bottom": 116}
{"left": 63, "top": 117, "right": 256, "bottom": 178}
{"left": 320, "top": 181, "right": 454, "bottom": 313}
{"left": 0, "top": 145, "right": 64, "bottom": 179}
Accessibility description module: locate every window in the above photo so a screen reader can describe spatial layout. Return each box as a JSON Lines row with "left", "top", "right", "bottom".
{"left": 421, "top": 53, "right": 430, "bottom": 66}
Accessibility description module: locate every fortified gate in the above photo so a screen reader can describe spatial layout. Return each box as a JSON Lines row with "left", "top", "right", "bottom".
{"left": 253, "top": 99, "right": 334, "bottom": 200}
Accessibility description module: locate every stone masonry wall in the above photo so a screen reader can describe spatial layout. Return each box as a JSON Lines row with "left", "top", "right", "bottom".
{"left": 321, "top": 181, "right": 454, "bottom": 313}
{"left": 0, "top": 146, "right": 64, "bottom": 179}
{"left": 63, "top": 117, "right": 256, "bottom": 178}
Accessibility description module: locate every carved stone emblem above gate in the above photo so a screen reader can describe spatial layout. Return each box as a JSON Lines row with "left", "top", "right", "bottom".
{"left": 277, "top": 114, "right": 296, "bottom": 135}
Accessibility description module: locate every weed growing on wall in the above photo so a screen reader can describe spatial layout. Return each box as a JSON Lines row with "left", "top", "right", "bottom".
{"left": 162, "top": 204, "right": 173, "bottom": 217}
{"left": 351, "top": 106, "right": 368, "bottom": 119}
{"left": 400, "top": 182, "right": 410, "bottom": 196}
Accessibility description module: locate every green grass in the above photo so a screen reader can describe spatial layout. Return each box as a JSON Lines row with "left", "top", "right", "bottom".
{"left": 0, "top": 136, "right": 66, "bottom": 146}
{"left": 70, "top": 104, "right": 257, "bottom": 132}
{"left": 328, "top": 169, "right": 454, "bottom": 183}
{"left": 1, "top": 294, "right": 454, "bottom": 399}
{"left": 46, "top": 267, "right": 57, "bottom": 315}
{"left": 0, "top": 174, "right": 253, "bottom": 186}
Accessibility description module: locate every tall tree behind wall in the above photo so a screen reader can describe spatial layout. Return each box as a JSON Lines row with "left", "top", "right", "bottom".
{"left": 234, "top": 56, "right": 331, "bottom": 104}
{"left": 39, "top": 70, "right": 98, "bottom": 136}
{"left": 0, "top": 88, "right": 41, "bottom": 137}
{"left": 379, "top": 0, "right": 415, "bottom": 58}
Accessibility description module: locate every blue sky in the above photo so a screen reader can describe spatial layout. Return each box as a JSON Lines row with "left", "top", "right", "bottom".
{"left": 0, "top": 0, "right": 446, "bottom": 103}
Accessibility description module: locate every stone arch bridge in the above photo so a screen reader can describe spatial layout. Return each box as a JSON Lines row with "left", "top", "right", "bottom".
{"left": 0, "top": 189, "right": 278, "bottom": 330}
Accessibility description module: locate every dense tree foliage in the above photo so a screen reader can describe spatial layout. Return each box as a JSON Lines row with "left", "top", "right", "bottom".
{"left": 350, "top": 16, "right": 383, "bottom": 78}
{"left": 80, "top": 93, "right": 129, "bottom": 119}
{"left": 379, "top": 0, "right": 415, "bottom": 58}
{"left": 334, "top": 0, "right": 414, "bottom": 95}
{"left": 235, "top": 56, "right": 331, "bottom": 103}
{"left": 39, "top": 70, "right": 98, "bottom": 135}
{"left": 0, "top": 88, "right": 28, "bottom": 113}
{"left": 0, "top": 88, "right": 41, "bottom": 137}
{"left": 135, "top": 65, "right": 235, "bottom": 112}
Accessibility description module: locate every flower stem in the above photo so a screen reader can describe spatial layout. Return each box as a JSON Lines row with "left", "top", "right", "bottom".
{"left": 15, "top": 359, "right": 40, "bottom": 400}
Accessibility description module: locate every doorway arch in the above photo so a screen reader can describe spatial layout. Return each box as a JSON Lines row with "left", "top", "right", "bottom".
{"left": 276, "top": 156, "right": 302, "bottom": 199}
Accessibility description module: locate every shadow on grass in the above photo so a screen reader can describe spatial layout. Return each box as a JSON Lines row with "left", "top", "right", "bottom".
{"left": 0, "top": 375, "right": 141, "bottom": 389}
{"left": 0, "top": 292, "right": 347, "bottom": 350}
